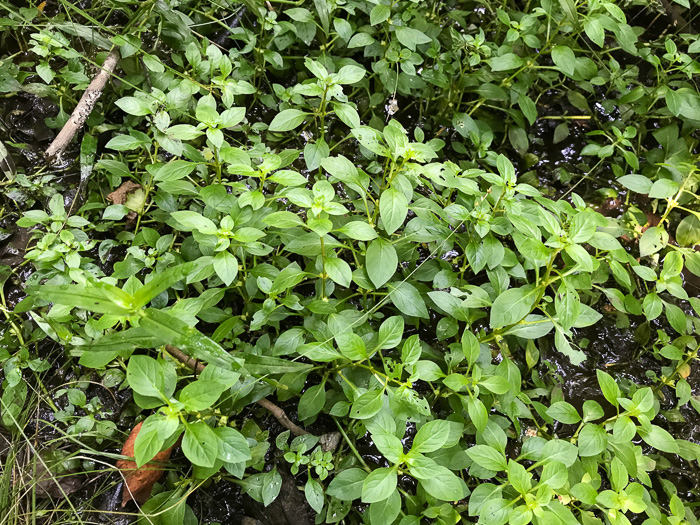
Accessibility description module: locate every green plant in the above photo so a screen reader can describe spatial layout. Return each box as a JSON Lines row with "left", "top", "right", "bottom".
{"left": 3, "top": 0, "right": 700, "bottom": 524}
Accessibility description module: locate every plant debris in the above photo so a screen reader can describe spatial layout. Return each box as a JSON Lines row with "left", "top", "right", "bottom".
{"left": 116, "top": 421, "right": 175, "bottom": 507}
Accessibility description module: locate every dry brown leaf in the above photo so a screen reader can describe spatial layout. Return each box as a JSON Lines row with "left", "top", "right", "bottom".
{"left": 107, "top": 180, "right": 142, "bottom": 205}
{"left": 116, "top": 421, "right": 174, "bottom": 507}
{"left": 107, "top": 181, "right": 144, "bottom": 223}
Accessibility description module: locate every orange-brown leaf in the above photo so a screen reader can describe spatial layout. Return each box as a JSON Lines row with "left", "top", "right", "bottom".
{"left": 116, "top": 421, "right": 174, "bottom": 507}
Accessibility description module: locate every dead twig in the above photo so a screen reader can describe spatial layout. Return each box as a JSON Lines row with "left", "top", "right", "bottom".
{"left": 45, "top": 49, "right": 121, "bottom": 164}
{"left": 164, "top": 345, "right": 310, "bottom": 436}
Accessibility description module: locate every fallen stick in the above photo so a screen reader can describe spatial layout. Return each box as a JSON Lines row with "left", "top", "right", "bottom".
{"left": 164, "top": 345, "right": 310, "bottom": 436}
{"left": 45, "top": 49, "right": 121, "bottom": 164}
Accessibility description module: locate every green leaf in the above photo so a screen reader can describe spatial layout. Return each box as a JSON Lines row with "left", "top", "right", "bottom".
{"left": 305, "top": 478, "right": 324, "bottom": 514}
{"left": 648, "top": 178, "right": 679, "bottom": 199}
{"left": 666, "top": 88, "right": 700, "bottom": 122}
{"left": 116, "top": 96, "right": 153, "bottom": 116}
{"left": 665, "top": 302, "right": 687, "bottom": 334}
{"left": 578, "top": 424, "right": 608, "bottom": 457}
{"left": 30, "top": 282, "right": 135, "bottom": 315}
{"left": 214, "top": 426, "right": 251, "bottom": 463}
{"left": 507, "top": 460, "right": 532, "bottom": 495}
{"left": 639, "top": 227, "right": 668, "bottom": 257}
{"left": 348, "top": 32, "right": 375, "bottom": 48}
{"left": 133, "top": 263, "right": 195, "bottom": 308}
{"left": 262, "top": 468, "right": 283, "bottom": 506}
{"left": 79, "top": 327, "right": 158, "bottom": 367}
{"left": 370, "top": 4, "right": 390, "bottom": 25}
{"left": 394, "top": 26, "right": 431, "bottom": 51}
{"left": 213, "top": 251, "right": 239, "bottom": 286}
{"left": 298, "top": 383, "right": 326, "bottom": 420}
{"left": 263, "top": 211, "right": 304, "bottom": 228}
{"left": 337, "top": 221, "right": 377, "bottom": 241}
{"left": 551, "top": 45, "right": 576, "bottom": 77}
{"left": 369, "top": 489, "right": 401, "bottom": 524}
{"left": 127, "top": 355, "right": 165, "bottom": 399}
{"left": 540, "top": 462, "right": 568, "bottom": 490}
{"left": 304, "top": 139, "right": 329, "bottom": 171}
{"left": 321, "top": 155, "right": 368, "bottom": 194}
{"left": 335, "top": 332, "right": 367, "bottom": 360}
{"left": 596, "top": 370, "right": 621, "bottom": 407}
{"left": 324, "top": 257, "right": 352, "bottom": 288}
{"left": 243, "top": 354, "right": 312, "bottom": 374}
{"left": 677, "top": 215, "right": 700, "bottom": 246}
{"left": 571, "top": 483, "right": 598, "bottom": 506}
{"left": 268, "top": 170, "right": 308, "bottom": 187}
{"left": 387, "top": 281, "right": 429, "bottom": 318}
{"left": 134, "top": 419, "right": 166, "bottom": 467}
{"left": 106, "top": 134, "right": 149, "bottom": 151}
{"left": 558, "top": 0, "right": 579, "bottom": 27}
{"left": 467, "top": 396, "right": 488, "bottom": 433}
{"left": 366, "top": 238, "right": 398, "bottom": 289}
{"left": 140, "top": 309, "right": 239, "bottom": 371}
{"left": 333, "top": 103, "right": 361, "bottom": 129}
{"left": 171, "top": 211, "right": 217, "bottom": 234}
{"left": 352, "top": 126, "right": 388, "bottom": 156}
{"left": 490, "top": 286, "right": 538, "bottom": 328}
{"left": 379, "top": 187, "right": 408, "bottom": 235}
{"left": 538, "top": 440, "right": 578, "bottom": 467}
{"left": 582, "top": 400, "right": 605, "bottom": 422}
{"left": 372, "top": 432, "right": 403, "bottom": 463}
{"left": 546, "top": 401, "right": 581, "bottom": 424}
{"left": 412, "top": 420, "right": 452, "bottom": 453}
{"left": 361, "top": 467, "right": 397, "bottom": 503}
{"left": 182, "top": 422, "right": 219, "bottom": 467}
{"left": 462, "top": 331, "right": 480, "bottom": 366}
{"left": 565, "top": 243, "right": 594, "bottom": 272}
{"left": 138, "top": 490, "right": 186, "bottom": 525}
{"left": 618, "top": 174, "right": 653, "bottom": 194}
{"left": 142, "top": 53, "right": 164, "bottom": 73}
{"left": 638, "top": 424, "right": 679, "bottom": 454}
{"left": 270, "top": 265, "right": 308, "bottom": 294}
{"left": 467, "top": 445, "right": 507, "bottom": 471}
{"left": 377, "top": 316, "right": 404, "bottom": 350}
{"left": 419, "top": 465, "right": 465, "bottom": 501}
{"left": 584, "top": 17, "right": 605, "bottom": 47}
{"left": 153, "top": 160, "right": 196, "bottom": 182}
{"left": 220, "top": 106, "right": 246, "bottom": 128}
{"left": 489, "top": 53, "right": 524, "bottom": 71}
{"left": 179, "top": 380, "right": 224, "bottom": 411}
{"left": 478, "top": 376, "right": 511, "bottom": 395}
{"left": 269, "top": 109, "right": 310, "bottom": 132}
{"left": 351, "top": 389, "right": 384, "bottom": 419}
{"left": 401, "top": 335, "right": 422, "bottom": 365}
{"left": 334, "top": 65, "right": 366, "bottom": 85}
{"left": 518, "top": 95, "right": 537, "bottom": 125}
{"left": 327, "top": 469, "right": 367, "bottom": 501}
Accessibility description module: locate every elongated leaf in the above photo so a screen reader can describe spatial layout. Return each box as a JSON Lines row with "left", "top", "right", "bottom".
{"left": 30, "top": 282, "right": 135, "bottom": 315}
{"left": 139, "top": 308, "right": 239, "bottom": 370}
{"left": 242, "top": 354, "right": 312, "bottom": 375}
{"left": 79, "top": 327, "right": 159, "bottom": 367}
{"left": 132, "top": 262, "right": 194, "bottom": 308}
